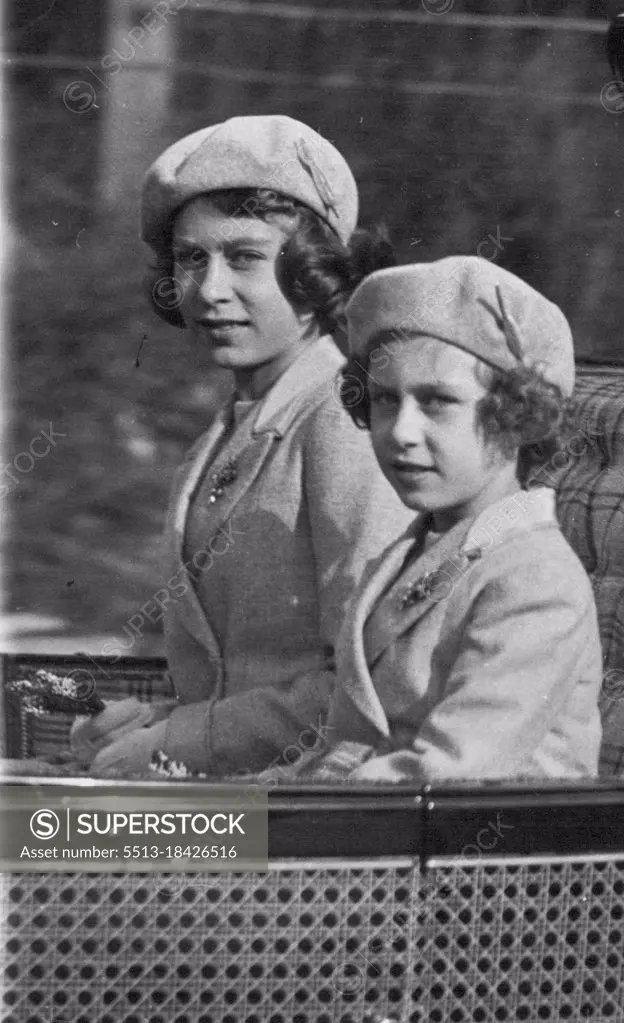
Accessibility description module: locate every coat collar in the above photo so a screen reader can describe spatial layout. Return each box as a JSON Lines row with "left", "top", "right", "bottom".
{"left": 338, "top": 487, "right": 559, "bottom": 734}
{"left": 166, "top": 334, "right": 346, "bottom": 659}
{"left": 462, "top": 485, "right": 557, "bottom": 554}
{"left": 252, "top": 334, "right": 345, "bottom": 436}
{"left": 171, "top": 334, "right": 345, "bottom": 537}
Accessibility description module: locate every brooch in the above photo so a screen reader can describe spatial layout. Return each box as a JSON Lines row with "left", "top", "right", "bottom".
{"left": 208, "top": 458, "right": 238, "bottom": 503}
{"left": 400, "top": 570, "right": 440, "bottom": 609}
{"left": 399, "top": 547, "right": 482, "bottom": 610}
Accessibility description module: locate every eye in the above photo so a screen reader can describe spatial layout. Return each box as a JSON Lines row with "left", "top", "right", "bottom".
{"left": 174, "top": 247, "right": 206, "bottom": 270}
{"left": 421, "top": 394, "right": 456, "bottom": 413}
{"left": 370, "top": 390, "right": 398, "bottom": 409}
{"left": 229, "top": 250, "right": 264, "bottom": 269}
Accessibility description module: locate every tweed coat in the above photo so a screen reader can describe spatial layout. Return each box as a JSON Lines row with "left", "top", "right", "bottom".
{"left": 160, "top": 336, "right": 413, "bottom": 775}
{"left": 305, "top": 487, "right": 603, "bottom": 783}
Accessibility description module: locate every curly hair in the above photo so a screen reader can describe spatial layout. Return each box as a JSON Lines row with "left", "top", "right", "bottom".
{"left": 146, "top": 188, "right": 394, "bottom": 334}
{"left": 339, "top": 349, "right": 576, "bottom": 489}
{"left": 474, "top": 362, "right": 577, "bottom": 488}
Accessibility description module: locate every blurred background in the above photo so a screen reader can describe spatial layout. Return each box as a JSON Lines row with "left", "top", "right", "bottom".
{"left": 4, "top": 0, "right": 623, "bottom": 654}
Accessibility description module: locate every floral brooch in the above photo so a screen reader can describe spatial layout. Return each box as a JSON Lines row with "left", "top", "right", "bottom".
{"left": 208, "top": 458, "right": 238, "bottom": 503}
{"left": 399, "top": 546, "right": 482, "bottom": 610}
{"left": 399, "top": 570, "right": 441, "bottom": 609}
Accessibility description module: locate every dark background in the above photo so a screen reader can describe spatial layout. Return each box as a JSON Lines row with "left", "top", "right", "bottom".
{"left": 5, "top": 0, "right": 623, "bottom": 650}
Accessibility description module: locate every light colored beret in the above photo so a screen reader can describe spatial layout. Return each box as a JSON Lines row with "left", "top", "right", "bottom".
{"left": 346, "top": 256, "right": 575, "bottom": 396}
{"left": 141, "top": 114, "right": 359, "bottom": 258}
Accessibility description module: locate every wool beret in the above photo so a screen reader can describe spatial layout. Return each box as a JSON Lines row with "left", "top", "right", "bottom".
{"left": 141, "top": 114, "right": 359, "bottom": 258}
{"left": 346, "top": 256, "right": 575, "bottom": 396}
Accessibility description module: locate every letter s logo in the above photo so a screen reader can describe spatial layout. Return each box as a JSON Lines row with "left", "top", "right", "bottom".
{"left": 30, "top": 810, "right": 60, "bottom": 839}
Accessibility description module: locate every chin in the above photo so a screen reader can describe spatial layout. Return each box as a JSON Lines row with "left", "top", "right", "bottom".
{"left": 208, "top": 347, "right": 249, "bottom": 368}
{"left": 392, "top": 486, "right": 430, "bottom": 513}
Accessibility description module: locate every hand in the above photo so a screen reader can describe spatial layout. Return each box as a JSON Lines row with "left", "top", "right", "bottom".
{"left": 70, "top": 697, "right": 165, "bottom": 766}
{"left": 90, "top": 719, "right": 168, "bottom": 778}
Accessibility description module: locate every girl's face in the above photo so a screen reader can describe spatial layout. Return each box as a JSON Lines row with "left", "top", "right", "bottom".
{"left": 368, "top": 337, "right": 519, "bottom": 532}
{"left": 172, "top": 198, "right": 314, "bottom": 397}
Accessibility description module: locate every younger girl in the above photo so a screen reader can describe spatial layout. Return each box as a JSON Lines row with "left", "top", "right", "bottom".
{"left": 295, "top": 256, "right": 602, "bottom": 783}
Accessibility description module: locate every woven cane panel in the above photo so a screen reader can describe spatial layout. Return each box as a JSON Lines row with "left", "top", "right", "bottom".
{"left": 2, "top": 860, "right": 624, "bottom": 1023}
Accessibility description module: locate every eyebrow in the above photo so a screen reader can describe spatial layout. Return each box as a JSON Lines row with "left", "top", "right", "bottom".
{"left": 172, "top": 234, "right": 275, "bottom": 250}
{"left": 368, "top": 380, "right": 465, "bottom": 395}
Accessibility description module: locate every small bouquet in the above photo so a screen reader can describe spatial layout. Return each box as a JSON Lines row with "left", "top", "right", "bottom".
{"left": 7, "top": 669, "right": 105, "bottom": 716}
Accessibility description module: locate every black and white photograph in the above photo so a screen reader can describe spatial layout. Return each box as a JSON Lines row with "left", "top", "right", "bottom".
{"left": 2, "top": 1, "right": 624, "bottom": 1021}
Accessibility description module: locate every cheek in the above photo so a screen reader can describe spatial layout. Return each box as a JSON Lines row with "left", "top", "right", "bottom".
{"left": 370, "top": 417, "right": 393, "bottom": 457}
{"left": 163, "top": 269, "right": 193, "bottom": 322}
{"left": 173, "top": 267, "right": 195, "bottom": 300}
{"left": 454, "top": 434, "right": 497, "bottom": 476}
{"left": 369, "top": 409, "right": 386, "bottom": 437}
{"left": 440, "top": 409, "right": 482, "bottom": 451}
{"left": 253, "top": 293, "right": 300, "bottom": 341}
{"left": 246, "top": 265, "right": 287, "bottom": 306}
{"left": 267, "top": 288, "right": 301, "bottom": 324}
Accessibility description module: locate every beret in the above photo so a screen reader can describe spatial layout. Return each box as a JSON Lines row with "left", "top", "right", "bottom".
{"left": 141, "top": 114, "right": 359, "bottom": 258}
{"left": 346, "top": 256, "right": 575, "bottom": 396}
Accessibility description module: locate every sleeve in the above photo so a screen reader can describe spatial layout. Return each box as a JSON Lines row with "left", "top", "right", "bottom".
{"left": 345, "top": 552, "right": 601, "bottom": 784}
{"left": 162, "top": 396, "right": 412, "bottom": 776}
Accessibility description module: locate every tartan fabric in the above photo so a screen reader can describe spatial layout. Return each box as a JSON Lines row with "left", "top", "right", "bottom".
{"left": 556, "top": 369, "right": 624, "bottom": 777}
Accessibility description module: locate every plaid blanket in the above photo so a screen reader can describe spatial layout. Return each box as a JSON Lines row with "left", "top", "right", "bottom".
{"left": 557, "top": 368, "right": 624, "bottom": 777}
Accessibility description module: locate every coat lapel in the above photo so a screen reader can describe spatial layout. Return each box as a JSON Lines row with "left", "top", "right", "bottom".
{"left": 171, "top": 335, "right": 344, "bottom": 564}
{"left": 338, "top": 487, "right": 559, "bottom": 735}
{"left": 363, "top": 519, "right": 474, "bottom": 667}
{"left": 166, "top": 408, "right": 232, "bottom": 664}
{"left": 340, "top": 519, "right": 472, "bottom": 733}
{"left": 338, "top": 528, "right": 419, "bottom": 736}
{"left": 184, "top": 417, "right": 277, "bottom": 553}
{"left": 168, "top": 335, "right": 346, "bottom": 658}
{"left": 175, "top": 423, "right": 279, "bottom": 676}
{"left": 170, "top": 408, "right": 230, "bottom": 560}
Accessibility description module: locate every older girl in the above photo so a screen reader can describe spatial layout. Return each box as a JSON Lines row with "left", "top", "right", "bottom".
{"left": 72, "top": 115, "right": 412, "bottom": 777}
{"left": 292, "top": 256, "right": 602, "bottom": 783}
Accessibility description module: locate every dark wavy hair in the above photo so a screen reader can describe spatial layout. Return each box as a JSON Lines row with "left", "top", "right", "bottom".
{"left": 146, "top": 188, "right": 394, "bottom": 333}
{"left": 339, "top": 348, "right": 576, "bottom": 489}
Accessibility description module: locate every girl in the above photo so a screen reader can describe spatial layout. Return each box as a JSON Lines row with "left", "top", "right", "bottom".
{"left": 71, "top": 115, "right": 412, "bottom": 777}
{"left": 292, "top": 256, "right": 602, "bottom": 783}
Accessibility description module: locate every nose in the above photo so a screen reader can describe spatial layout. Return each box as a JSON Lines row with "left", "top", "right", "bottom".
{"left": 390, "top": 398, "right": 426, "bottom": 449}
{"left": 195, "top": 255, "right": 233, "bottom": 306}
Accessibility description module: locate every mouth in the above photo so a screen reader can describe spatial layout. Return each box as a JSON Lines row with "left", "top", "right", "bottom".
{"left": 195, "top": 319, "right": 250, "bottom": 334}
{"left": 391, "top": 460, "right": 434, "bottom": 472}
{"left": 390, "top": 461, "right": 435, "bottom": 481}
